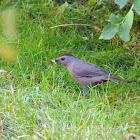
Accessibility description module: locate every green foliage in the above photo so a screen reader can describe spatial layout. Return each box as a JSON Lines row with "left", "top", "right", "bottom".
{"left": 109, "top": 14, "right": 123, "bottom": 24}
{"left": 134, "top": 0, "right": 140, "bottom": 15}
{"left": 114, "top": 0, "right": 128, "bottom": 9}
{"left": 99, "top": 23, "right": 118, "bottom": 39}
{"left": 99, "top": 0, "right": 140, "bottom": 42}
{"left": 114, "top": 0, "right": 140, "bottom": 15}
{"left": 119, "top": 10, "right": 134, "bottom": 41}
{"left": 100, "top": 9, "right": 134, "bottom": 41}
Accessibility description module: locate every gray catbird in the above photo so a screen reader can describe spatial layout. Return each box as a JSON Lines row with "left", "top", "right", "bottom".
{"left": 51, "top": 53, "right": 133, "bottom": 94}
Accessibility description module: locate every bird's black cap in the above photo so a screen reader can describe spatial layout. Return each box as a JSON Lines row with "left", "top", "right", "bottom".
{"left": 59, "top": 53, "right": 74, "bottom": 57}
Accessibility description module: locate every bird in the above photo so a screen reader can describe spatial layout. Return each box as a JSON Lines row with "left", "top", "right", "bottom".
{"left": 50, "top": 53, "right": 133, "bottom": 94}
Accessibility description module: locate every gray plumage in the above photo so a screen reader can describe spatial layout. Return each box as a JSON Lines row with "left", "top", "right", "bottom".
{"left": 51, "top": 53, "right": 133, "bottom": 94}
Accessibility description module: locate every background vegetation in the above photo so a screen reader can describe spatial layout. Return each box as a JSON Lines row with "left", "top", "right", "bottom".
{"left": 0, "top": 0, "right": 139, "bottom": 139}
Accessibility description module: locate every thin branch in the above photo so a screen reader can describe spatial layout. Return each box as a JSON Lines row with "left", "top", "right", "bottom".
{"left": 50, "top": 24, "right": 101, "bottom": 32}
{"left": 130, "top": 4, "right": 134, "bottom": 10}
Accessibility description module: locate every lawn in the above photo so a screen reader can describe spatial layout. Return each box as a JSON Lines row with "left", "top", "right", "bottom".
{"left": 0, "top": 0, "right": 140, "bottom": 139}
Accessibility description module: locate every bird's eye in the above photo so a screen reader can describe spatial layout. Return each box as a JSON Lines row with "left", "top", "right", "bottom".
{"left": 61, "top": 58, "right": 65, "bottom": 60}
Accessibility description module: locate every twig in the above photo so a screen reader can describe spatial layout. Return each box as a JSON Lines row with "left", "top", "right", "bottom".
{"left": 50, "top": 24, "right": 101, "bottom": 32}
{"left": 130, "top": 4, "right": 134, "bottom": 10}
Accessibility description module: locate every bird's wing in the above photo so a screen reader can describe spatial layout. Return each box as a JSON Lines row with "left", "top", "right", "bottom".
{"left": 72, "top": 61, "right": 110, "bottom": 77}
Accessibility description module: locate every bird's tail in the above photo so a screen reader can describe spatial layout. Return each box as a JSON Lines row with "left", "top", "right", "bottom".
{"left": 106, "top": 76, "right": 133, "bottom": 83}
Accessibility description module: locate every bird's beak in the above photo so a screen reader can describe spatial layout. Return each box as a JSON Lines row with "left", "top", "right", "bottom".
{"left": 50, "top": 59, "right": 57, "bottom": 65}
{"left": 50, "top": 58, "right": 59, "bottom": 67}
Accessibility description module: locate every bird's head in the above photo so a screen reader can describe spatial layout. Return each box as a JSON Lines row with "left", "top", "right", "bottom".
{"left": 50, "top": 53, "right": 78, "bottom": 67}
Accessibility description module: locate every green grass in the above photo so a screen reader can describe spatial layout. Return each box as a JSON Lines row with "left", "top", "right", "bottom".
{"left": 0, "top": 0, "right": 140, "bottom": 139}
